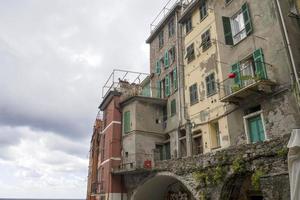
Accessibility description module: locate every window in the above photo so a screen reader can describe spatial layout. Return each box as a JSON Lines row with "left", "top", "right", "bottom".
{"left": 156, "top": 60, "right": 161, "bottom": 74}
{"left": 244, "top": 111, "right": 266, "bottom": 144}
{"left": 230, "top": 48, "right": 267, "bottom": 90}
{"left": 157, "top": 81, "right": 161, "bottom": 98}
{"left": 189, "top": 83, "right": 198, "bottom": 105}
{"left": 201, "top": 29, "right": 211, "bottom": 51}
{"left": 160, "top": 57, "right": 164, "bottom": 69}
{"left": 168, "top": 19, "right": 175, "bottom": 37}
{"left": 206, "top": 73, "right": 216, "bottom": 96}
{"left": 169, "top": 46, "right": 176, "bottom": 64}
{"left": 185, "top": 17, "right": 192, "bottom": 34}
{"left": 171, "top": 99, "right": 176, "bottom": 116}
{"left": 222, "top": 3, "right": 252, "bottom": 45}
{"left": 200, "top": 0, "right": 208, "bottom": 20}
{"left": 124, "top": 111, "right": 131, "bottom": 133}
{"left": 164, "top": 50, "right": 169, "bottom": 68}
{"left": 158, "top": 31, "right": 164, "bottom": 48}
{"left": 173, "top": 68, "right": 178, "bottom": 91}
{"left": 165, "top": 74, "right": 170, "bottom": 97}
{"left": 185, "top": 43, "right": 195, "bottom": 63}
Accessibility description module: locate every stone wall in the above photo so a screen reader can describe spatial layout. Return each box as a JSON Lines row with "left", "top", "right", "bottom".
{"left": 126, "top": 134, "right": 290, "bottom": 199}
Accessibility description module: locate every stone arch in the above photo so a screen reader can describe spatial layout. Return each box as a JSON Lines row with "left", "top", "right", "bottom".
{"left": 220, "top": 173, "right": 263, "bottom": 200}
{"left": 131, "top": 171, "right": 197, "bottom": 200}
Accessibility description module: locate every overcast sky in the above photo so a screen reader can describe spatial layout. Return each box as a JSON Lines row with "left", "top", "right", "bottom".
{"left": 0, "top": 0, "right": 165, "bottom": 198}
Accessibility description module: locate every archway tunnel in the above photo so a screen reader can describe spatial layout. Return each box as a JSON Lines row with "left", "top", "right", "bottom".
{"left": 133, "top": 175, "right": 195, "bottom": 200}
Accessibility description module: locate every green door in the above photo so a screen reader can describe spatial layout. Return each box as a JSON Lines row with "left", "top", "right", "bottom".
{"left": 248, "top": 115, "right": 265, "bottom": 143}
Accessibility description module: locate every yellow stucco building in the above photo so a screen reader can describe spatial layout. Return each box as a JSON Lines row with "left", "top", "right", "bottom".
{"left": 179, "top": 0, "right": 231, "bottom": 154}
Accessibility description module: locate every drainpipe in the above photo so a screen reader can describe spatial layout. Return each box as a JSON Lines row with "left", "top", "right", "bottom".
{"left": 176, "top": 2, "right": 193, "bottom": 157}
{"left": 275, "top": 0, "right": 300, "bottom": 107}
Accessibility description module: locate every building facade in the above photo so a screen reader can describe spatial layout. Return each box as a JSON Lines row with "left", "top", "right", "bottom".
{"left": 87, "top": 0, "right": 300, "bottom": 199}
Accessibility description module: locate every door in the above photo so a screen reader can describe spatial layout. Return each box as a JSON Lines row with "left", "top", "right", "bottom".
{"left": 248, "top": 115, "right": 265, "bottom": 143}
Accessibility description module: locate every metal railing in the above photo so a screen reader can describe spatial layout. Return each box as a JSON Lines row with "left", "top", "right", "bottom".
{"left": 219, "top": 62, "right": 270, "bottom": 100}
{"left": 113, "top": 153, "right": 155, "bottom": 172}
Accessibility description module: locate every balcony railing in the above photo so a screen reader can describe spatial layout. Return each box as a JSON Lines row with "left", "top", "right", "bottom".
{"left": 112, "top": 153, "right": 155, "bottom": 174}
{"left": 219, "top": 62, "right": 275, "bottom": 102}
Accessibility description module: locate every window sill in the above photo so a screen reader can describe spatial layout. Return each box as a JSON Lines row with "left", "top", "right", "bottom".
{"left": 200, "top": 14, "right": 208, "bottom": 23}
{"left": 190, "top": 100, "right": 199, "bottom": 106}
{"left": 207, "top": 91, "right": 217, "bottom": 98}
{"left": 185, "top": 28, "right": 193, "bottom": 36}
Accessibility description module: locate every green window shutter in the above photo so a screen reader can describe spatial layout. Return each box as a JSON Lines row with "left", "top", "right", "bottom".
{"left": 242, "top": 2, "right": 253, "bottom": 35}
{"left": 253, "top": 48, "right": 267, "bottom": 79}
{"left": 231, "top": 62, "right": 241, "bottom": 86}
{"left": 164, "top": 51, "right": 169, "bottom": 68}
{"left": 222, "top": 16, "right": 233, "bottom": 45}
{"left": 157, "top": 81, "right": 161, "bottom": 98}
{"left": 171, "top": 99, "right": 176, "bottom": 116}
{"left": 165, "top": 75, "right": 170, "bottom": 97}
{"left": 156, "top": 61, "right": 161, "bottom": 74}
{"left": 124, "top": 111, "right": 131, "bottom": 133}
{"left": 173, "top": 68, "right": 178, "bottom": 91}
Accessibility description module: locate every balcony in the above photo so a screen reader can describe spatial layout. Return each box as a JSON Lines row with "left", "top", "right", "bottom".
{"left": 112, "top": 153, "right": 155, "bottom": 174}
{"left": 219, "top": 62, "right": 275, "bottom": 103}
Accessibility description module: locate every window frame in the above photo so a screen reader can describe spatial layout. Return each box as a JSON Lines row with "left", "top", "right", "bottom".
{"left": 189, "top": 83, "right": 199, "bottom": 105}
{"left": 206, "top": 73, "right": 216, "bottom": 97}
{"left": 186, "top": 43, "right": 195, "bottom": 63}
{"left": 201, "top": 29, "right": 212, "bottom": 52}
{"left": 185, "top": 17, "right": 193, "bottom": 35}
{"left": 200, "top": 0, "right": 208, "bottom": 21}
{"left": 170, "top": 99, "right": 176, "bottom": 117}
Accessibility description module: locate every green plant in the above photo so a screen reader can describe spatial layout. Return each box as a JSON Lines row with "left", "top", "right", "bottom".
{"left": 232, "top": 156, "right": 246, "bottom": 174}
{"left": 231, "top": 84, "right": 241, "bottom": 93}
{"left": 277, "top": 147, "right": 288, "bottom": 157}
{"left": 212, "top": 166, "right": 226, "bottom": 184}
{"left": 251, "top": 169, "right": 265, "bottom": 190}
{"left": 193, "top": 171, "right": 208, "bottom": 186}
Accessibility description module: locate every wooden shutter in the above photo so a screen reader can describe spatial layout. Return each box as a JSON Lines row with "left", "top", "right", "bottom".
{"left": 156, "top": 60, "right": 161, "bottom": 74}
{"left": 164, "top": 50, "right": 169, "bottom": 68}
{"left": 165, "top": 74, "right": 170, "bottom": 97}
{"left": 173, "top": 68, "right": 178, "bottom": 91}
{"left": 157, "top": 81, "right": 161, "bottom": 98}
{"left": 242, "top": 2, "right": 253, "bottom": 35}
{"left": 124, "top": 111, "right": 131, "bottom": 133}
{"left": 253, "top": 48, "right": 267, "bottom": 79}
{"left": 222, "top": 16, "right": 233, "bottom": 45}
{"left": 171, "top": 99, "right": 176, "bottom": 116}
{"left": 231, "top": 62, "right": 241, "bottom": 86}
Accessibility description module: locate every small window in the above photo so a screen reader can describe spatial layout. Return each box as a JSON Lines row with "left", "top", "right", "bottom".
{"left": 206, "top": 73, "right": 216, "bottom": 96}
{"left": 201, "top": 29, "right": 211, "bottom": 51}
{"left": 168, "top": 19, "right": 175, "bottom": 37}
{"left": 185, "top": 17, "right": 193, "bottom": 34}
{"left": 185, "top": 43, "right": 195, "bottom": 63}
{"left": 200, "top": 0, "right": 208, "bottom": 20}
{"left": 169, "top": 46, "right": 176, "bottom": 64}
{"left": 171, "top": 99, "right": 176, "bottom": 116}
{"left": 189, "top": 83, "right": 199, "bottom": 105}
{"left": 158, "top": 31, "right": 164, "bottom": 48}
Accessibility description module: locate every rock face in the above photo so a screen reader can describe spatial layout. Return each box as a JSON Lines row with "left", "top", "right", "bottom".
{"left": 125, "top": 134, "right": 290, "bottom": 200}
